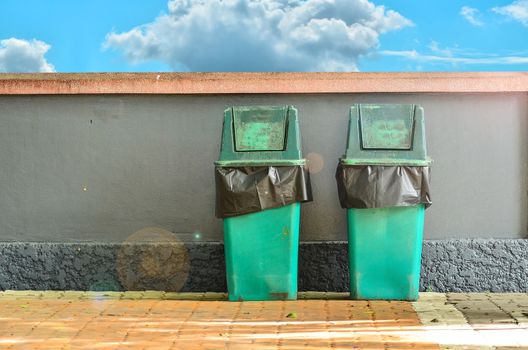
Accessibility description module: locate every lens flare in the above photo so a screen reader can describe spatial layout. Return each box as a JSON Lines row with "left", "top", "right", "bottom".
{"left": 306, "top": 152, "right": 324, "bottom": 174}
{"left": 117, "top": 227, "right": 190, "bottom": 292}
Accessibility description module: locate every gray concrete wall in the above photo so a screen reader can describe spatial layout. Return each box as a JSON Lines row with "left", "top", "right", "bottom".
{"left": 0, "top": 93, "right": 527, "bottom": 242}
{"left": 1, "top": 240, "right": 526, "bottom": 292}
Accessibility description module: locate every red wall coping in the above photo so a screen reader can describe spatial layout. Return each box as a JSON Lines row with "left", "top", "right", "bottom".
{"left": 0, "top": 72, "right": 527, "bottom": 94}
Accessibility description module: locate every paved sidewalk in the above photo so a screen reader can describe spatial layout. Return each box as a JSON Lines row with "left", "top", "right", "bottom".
{"left": 0, "top": 292, "right": 526, "bottom": 350}
{"left": 414, "top": 293, "right": 528, "bottom": 350}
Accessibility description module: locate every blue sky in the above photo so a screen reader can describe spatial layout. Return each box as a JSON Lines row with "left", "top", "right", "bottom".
{"left": 0, "top": 0, "right": 527, "bottom": 72}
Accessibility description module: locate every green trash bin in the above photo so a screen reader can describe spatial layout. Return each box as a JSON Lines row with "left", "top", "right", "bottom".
{"left": 336, "top": 104, "right": 432, "bottom": 301}
{"left": 215, "top": 106, "right": 312, "bottom": 301}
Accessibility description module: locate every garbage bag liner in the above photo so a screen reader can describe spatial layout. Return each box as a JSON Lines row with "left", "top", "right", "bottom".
{"left": 215, "top": 165, "right": 313, "bottom": 218}
{"left": 336, "top": 164, "right": 431, "bottom": 209}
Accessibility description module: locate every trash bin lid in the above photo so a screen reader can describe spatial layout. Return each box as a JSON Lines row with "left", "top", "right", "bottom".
{"left": 341, "top": 104, "right": 431, "bottom": 166}
{"left": 360, "top": 104, "right": 414, "bottom": 150}
{"left": 216, "top": 106, "right": 305, "bottom": 166}
{"left": 233, "top": 106, "right": 287, "bottom": 152}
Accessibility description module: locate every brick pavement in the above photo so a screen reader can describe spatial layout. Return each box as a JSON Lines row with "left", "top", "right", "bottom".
{"left": 0, "top": 291, "right": 526, "bottom": 350}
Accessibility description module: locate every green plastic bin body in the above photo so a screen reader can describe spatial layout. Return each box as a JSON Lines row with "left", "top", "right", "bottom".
{"left": 347, "top": 205, "right": 425, "bottom": 300}
{"left": 217, "top": 106, "right": 305, "bottom": 301}
{"left": 224, "top": 203, "right": 300, "bottom": 301}
{"left": 342, "top": 104, "right": 431, "bottom": 301}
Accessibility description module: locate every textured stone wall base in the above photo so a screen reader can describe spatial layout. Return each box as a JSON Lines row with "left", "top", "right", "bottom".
{"left": 0, "top": 240, "right": 526, "bottom": 292}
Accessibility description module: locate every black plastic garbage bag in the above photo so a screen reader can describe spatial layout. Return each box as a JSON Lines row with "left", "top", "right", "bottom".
{"left": 336, "top": 164, "right": 431, "bottom": 209}
{"left": 215, "top": 165, "right": 312, "bottom": 218}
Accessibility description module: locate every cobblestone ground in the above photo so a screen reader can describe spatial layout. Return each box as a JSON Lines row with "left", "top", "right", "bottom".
{"left": 414, "top": 293, "right": 528, "bottom": 350}
{"left": 0, "top": 292, "right": 526, "bottom": 350}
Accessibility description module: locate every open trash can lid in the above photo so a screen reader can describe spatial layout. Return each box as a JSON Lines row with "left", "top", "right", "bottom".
{"left": 341, "top": 104, "right": 431, "bottom": 166}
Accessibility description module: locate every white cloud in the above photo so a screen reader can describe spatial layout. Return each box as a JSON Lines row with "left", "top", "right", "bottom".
{"left": 493, "top": 0, "right": 528, "bottom": 26}
{"left": 104, "top": 0, "right": 412, "bottom": 72}
{"left": 381, "top": 49, "right": 528, "bottom": 65}
{"left": 0, "top": 38, "right": 55, "bottom": 73}
{"left": 428, "top": 41, "right": 453, "bottom": 57}
{"left": 380, "top": 40, "right": 528, "bottom": 67}
{"left": 460, "top": 6, "right": 484, "bottom": 26}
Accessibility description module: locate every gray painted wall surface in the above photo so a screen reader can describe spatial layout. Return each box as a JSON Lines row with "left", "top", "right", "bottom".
{"left": 0, "top": 93, "right": 527, "bottom": 242}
